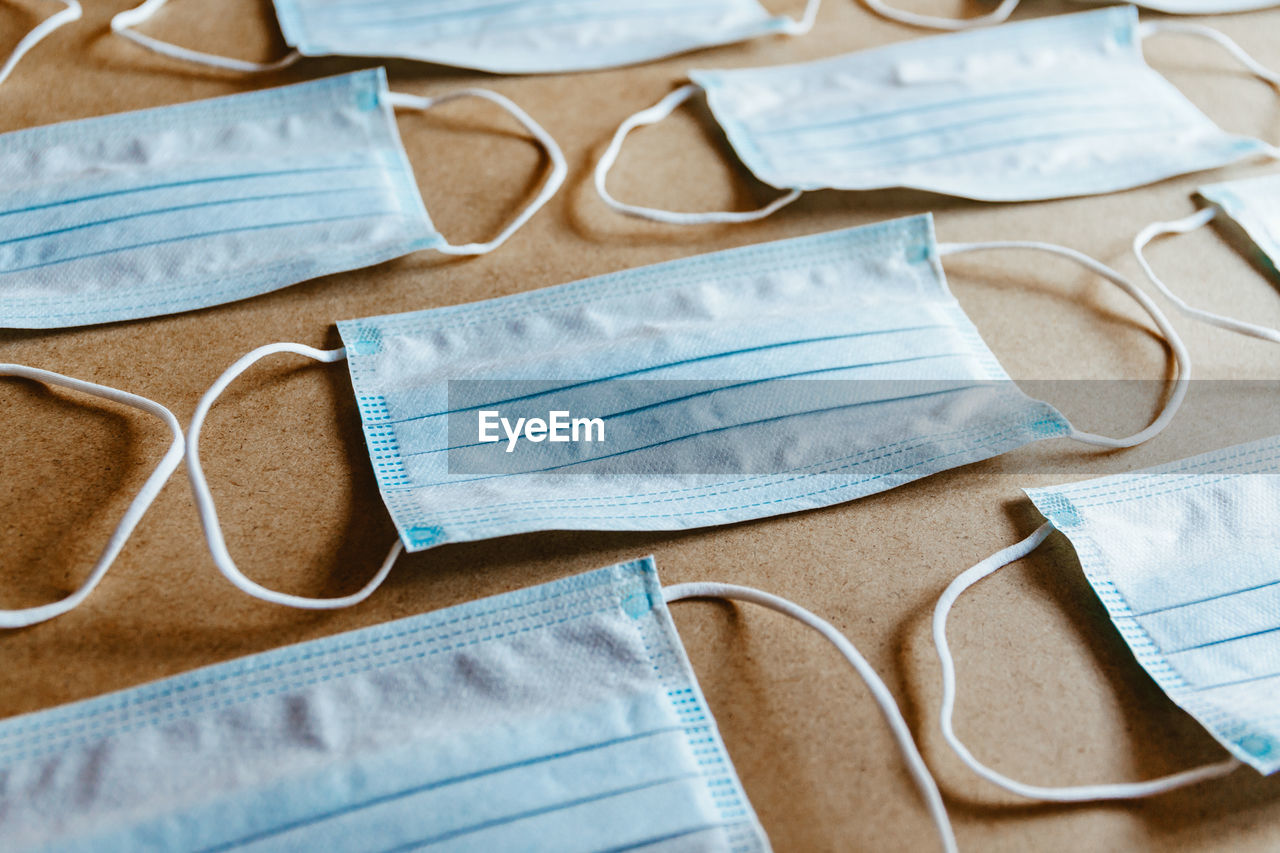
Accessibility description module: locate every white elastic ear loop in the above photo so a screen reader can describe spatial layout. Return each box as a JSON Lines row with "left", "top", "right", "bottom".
{"left": 860, "top": 0, "right": 1018, "bottom": 32}
{"left": 936, "top": 241, "right": 1190, "bottom": 449}
{"left": 664, "top": 582, "right": 957, "bottom": 853}
{"left": 1134, "top": 207, "right": 1280, "bottom": 345}
{"left": 384, "top": 89, "right": 567, "bottom": 256}
{"left": 0, "top": 0, "right": 80, "bottom": 87}
{"left": 186, "top": 342, "right": 403, "bottom": 610}
{"left": 0, "top": 363, "right": 183, "bottom": 629}
{"left": 1139, "top": 21, "right": 1280, "bottom": 90}
{"left": 934, "top": 522, "right": 1243, "bottom": 801}
{"left": 779, "top": 0, "right": 822, "bottom": 35}
{"left": 1138, "top": 21, "right": 1280, "bottom": 161}
{"left": 594, "top": 84, "right": 803, "bottom": 225}
{"left": 110, "top": 0, "right": 300, "bottom": 72}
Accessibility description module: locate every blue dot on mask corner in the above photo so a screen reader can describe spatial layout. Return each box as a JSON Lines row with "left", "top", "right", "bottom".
{"left": 1235, "top": 734, "right": 1273, "bottom": 759}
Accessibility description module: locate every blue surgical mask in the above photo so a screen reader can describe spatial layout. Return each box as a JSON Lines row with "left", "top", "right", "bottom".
{"left": 0, "top": 68, "right": 565, "bottom": 329}
{"left": 0, "top": 363, "right": 183, "bottom": 629}
{"left": 1135, "top": 171, "right": 1280, "bottom": 345}
{"left": 186, "top": 214, "right": 1190, "bottom": 611}
{"left": 0, "top": 556, "right": 957, "bottom": 852}
{"left": 110, "top": 0, "right": 821, "bottom": 75}
{"left": 595, "top": 8, "right": 1280, "bottom": 225}
{"left": 0, "top": 1, "right": 80, "bottom": 88}
{"left": 934, "top": 435, "right": 1280, "bottom": 803}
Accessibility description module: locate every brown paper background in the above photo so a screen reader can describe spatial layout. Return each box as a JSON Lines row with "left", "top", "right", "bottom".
{"left": 2, "top": 0, "right": 1279, "bottom": 849}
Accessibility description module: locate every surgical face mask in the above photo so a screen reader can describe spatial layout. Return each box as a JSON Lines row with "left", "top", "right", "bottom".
{"left": 0, "top": 68, "right": 565, "bottom": 329}
{"left": 1, "top": 1, "right": 79, "bottom": 88}
{"left": 186, "top": 214, "right": 1190, "bottom": 612}
{"left": 934, "top": 434, "right": 1280, "bottom": 803}
{"left": 0, "top": 556, "right": 957, "bottom": 853}
{"left": 596, "top": 7, "right": 1280, "bottom": 225}
{"left": 1135, "top": 172, "right": 1280, "bottom": 345}
{"left": 0, "top": 363, "right": 183, "bottom": 629}
{"left": 110, "top": 0, "right": 821, "bottom": 75}
{"left": 863, "top": 0, "right": 1278, "bottom": 32}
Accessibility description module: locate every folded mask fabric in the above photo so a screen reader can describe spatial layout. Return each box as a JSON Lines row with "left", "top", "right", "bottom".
{"left": 0, "top": 363, "right": 183, "bottom": 629}
{"left": 1135, "top": 171, "right": 1280, "bottom": 344}
{"left": 934, "top": 435, "right": 1280, "bottom": 803}
{"left": 0, "top": 556, "right": 959, "bottom": 852}
{"left": 0, "top": 68, "right": 565, "bottom": 329}
{"left": 595, "top": 7, "right": 1280, "bottom": 224}
{"left": 110, "top": 0, "right": 821, "bottom": 75}
{"left": 863, "top": 0, "right": 1279, "bottom": 33}
{"left": 186, "top": 214, "right": 1191, "bottom": 611}
{"left": 0, "top": 1, "right": 80, "bottom": 88}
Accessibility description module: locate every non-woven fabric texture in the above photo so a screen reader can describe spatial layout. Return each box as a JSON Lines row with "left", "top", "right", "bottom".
{"left": 0, "top": 556, "right": 769, "bottom": 852}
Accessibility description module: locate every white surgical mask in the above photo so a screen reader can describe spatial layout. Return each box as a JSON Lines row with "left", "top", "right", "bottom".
{"left": 934, "top": 435, "right": 1280, "bottom": 802}
{"left": 0, "top": 556, "right": 957, "bottom": 852}
{"left": 186, "top": 215, "right": 1189, "bottom": 612}
{"left": 0, "top": 363, "right": 183, "bottom": 629}
{"left": 596, "top": 7, "right": 1280, "bottom": 225}
{"left": 0, "top": 1, "right": 80, "bottom": 88}
{"left": 863, "top": 0, "right": 1279, "bottom": 32}
{"left": 1135, "top": 171, "right": 1280, "bottom": 344}
{"left": 0, "top": 68, "right": 565, "bottom": 329}
{"left": 110, "top": 0, "right": 821, "bottom": 75}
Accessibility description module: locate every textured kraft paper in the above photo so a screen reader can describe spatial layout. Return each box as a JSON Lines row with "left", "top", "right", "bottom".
{"left": 1, "top": 0, "right": 1279, "bottom": 849}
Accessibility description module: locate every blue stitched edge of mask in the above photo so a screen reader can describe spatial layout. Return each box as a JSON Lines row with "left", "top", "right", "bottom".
{"left": 0, "top": 69, "right": 440, "bottom": 329}
{"left": 340, "top": 214, "right": 939, "bottom": 340}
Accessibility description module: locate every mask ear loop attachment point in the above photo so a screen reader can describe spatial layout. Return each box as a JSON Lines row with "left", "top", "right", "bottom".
{"left": 860, "top": 0, "right": 1018, "bottom": 32}
{"left": 935, "top": 240, "right": 1191, "bottom": 449}
{"left": 934, "top": 522, "right": 1243, "bottom": 800}
{"left": 1134, "top": 207, "right": 1280, "bottom": 345}
{"left": 664, "top": 581, "right": 958, "bottom": 853}
{"left": 0, "top": 0, "right": 81, "bottom": 87}
{"left": 0, "top": 363, "right": 184, "bottom": 629}
{"left": 594, "top": 84, "right": 803, "bottom": 225}
{"left": 186, "top": 342, "right": 403, "bottom": 610}
{"left": 111, "top": 0, "right": 301, "bottom": 73}
{"left": 779, "top": 0, "right": 823, "bottom": 35}
{"left": 384, "top": 88, "right": 567, "bottom": 257}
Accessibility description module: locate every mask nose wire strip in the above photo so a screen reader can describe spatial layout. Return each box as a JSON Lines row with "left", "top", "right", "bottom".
{"left": 1134, "top": 207, "right": 1280, "bottom": 344}
{"left": 0, "top": 363, "right": 184, "bottom": 629}
{"left": 593, "top": 84, "right": 803, "bottom": 225}
{"left": 935, "top": 240, "right": 1190, "bottom": 449}
{"left": 384, "top": 89, "right": 567, "bottom": 256}
{"left": 663, "top": 581, "right": 958, "bottom": 853}
{"left": 933, "top": 522, "right": 1244, "bottom": 800}
{"left": 0, "top": 0, "right": 81, "bottom": 87}
{"left": 186, "top": 342, "right": 404, "bottom": 610}
{"left": 780, "top": 0, "right": 823, "bottom": 35}
{"left": 859, "top": 0, "right": 1018, "bottom": 32}
{"left": 110, "top": 0, "right": 301, "bottom": 73}
{"left": 1138, "top": 20, "right": 1280, "bottom": 160}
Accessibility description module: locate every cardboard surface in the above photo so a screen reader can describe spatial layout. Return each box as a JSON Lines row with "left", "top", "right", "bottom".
{"left": 2, "top": 0, "right": 1279, "bottom": 849}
